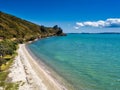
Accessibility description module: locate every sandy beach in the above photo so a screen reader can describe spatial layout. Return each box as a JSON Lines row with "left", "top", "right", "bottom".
{"left": 8, "top": 44, "right": 67, "bottom": 90}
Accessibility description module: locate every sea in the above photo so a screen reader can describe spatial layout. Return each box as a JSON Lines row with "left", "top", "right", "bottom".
{"left": 28, "top": 33, "right": 120, "bottom": 90}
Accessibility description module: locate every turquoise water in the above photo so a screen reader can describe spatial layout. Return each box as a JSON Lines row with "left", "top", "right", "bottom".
{"left": 28, "top": 34, "right": 120, "bottom": 90}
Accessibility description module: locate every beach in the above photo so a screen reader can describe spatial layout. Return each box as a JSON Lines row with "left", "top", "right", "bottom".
{"left": 8, "top": 44, "right": 67, "bottom": 90}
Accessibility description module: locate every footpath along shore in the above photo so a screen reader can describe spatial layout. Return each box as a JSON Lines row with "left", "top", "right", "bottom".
{"left": 8, "top": 44, "right": 67, "bottom": 90}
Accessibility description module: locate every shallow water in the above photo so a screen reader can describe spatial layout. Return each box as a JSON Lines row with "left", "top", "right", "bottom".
{"left": 28, "top": 34, "right": 120, "bottom": 90}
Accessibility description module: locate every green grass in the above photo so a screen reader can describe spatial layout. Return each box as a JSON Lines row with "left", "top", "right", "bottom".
{"left": 5, "top": 83, "right": 19, "bottom": 90}
{"left": 0, "top": 71, "right": 8, "bottom": 81}
{"left": 1, "top": 59, "right": 13, "bottom": 71}
{"left": 3, "top": 55, "right": 12, "bottom": 60}
{"left": 0, "top": 81, "right": 19, "bottom": 90}
{"left": 0, "top": 55, "right": 19, "bottom": 90}
{"left": 0, "top": 63, "right": 19, "bottom": 90}
{"left": 0, "top": 71, "right": 8, "bottom": 89}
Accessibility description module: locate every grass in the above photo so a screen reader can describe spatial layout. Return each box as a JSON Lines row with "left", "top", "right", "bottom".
{"left": 3, "top": 55, "right": 12, "bottom": 60}
{"left": 0, "top": 81, "right": 19, "bottom": 90}
{"left": 0, "top": 68, "right": 19, "bottom": 90}
{"left": 1, "top": 59, "right": 13, "bottom": 71}
{"left": 0, "top": 72, "right": 8, "bottom": 88}
{"left": 0, "top": 71, "right": 9, "bottom": 81}
{"left": 5, "top": 83, "right": 19, "bottom": 90}
{"left": 0, "top": 54, "right": 19, "bottom": 90}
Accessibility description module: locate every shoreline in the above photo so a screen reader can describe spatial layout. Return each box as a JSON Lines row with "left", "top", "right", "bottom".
{"left": 23, "top": 44, "right": 67, "bottom": 90}
{"left": 8, "top": 44, "right": 67, "bottom": 90}
{"left": 26, "top": 44, "right": 73, "bottom": 90}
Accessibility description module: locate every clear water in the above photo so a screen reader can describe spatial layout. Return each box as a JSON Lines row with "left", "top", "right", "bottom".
{"left": 28, "top": 34, "right": 120, "bottom": 90}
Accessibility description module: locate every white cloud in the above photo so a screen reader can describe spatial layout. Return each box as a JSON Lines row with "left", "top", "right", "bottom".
{"left": 76, "top": 22, "right": 84, "bottom": 27}
{"left": 74, "top": 26, "right": 79, "bottom": 29}
{"left": 75, "top": 18, "right": 120, "bottom": 29}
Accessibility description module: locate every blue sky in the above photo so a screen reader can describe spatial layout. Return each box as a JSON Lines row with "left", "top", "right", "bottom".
{"left": 0, "top": 0, "right": 120, "bottom": 33}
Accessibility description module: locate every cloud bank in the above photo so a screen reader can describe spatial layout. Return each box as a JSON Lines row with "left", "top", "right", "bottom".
{"left": 75, "top": 18, "right": 120, "bottom": 29}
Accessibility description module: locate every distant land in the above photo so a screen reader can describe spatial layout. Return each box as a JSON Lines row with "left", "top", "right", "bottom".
{"left": 69, "top": 32, "right": 120, "bottom": 34}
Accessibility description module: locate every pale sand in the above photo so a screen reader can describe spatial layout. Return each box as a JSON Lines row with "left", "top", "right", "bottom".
{"left": 8, "top": 44, "right": 67, "bottom": 90}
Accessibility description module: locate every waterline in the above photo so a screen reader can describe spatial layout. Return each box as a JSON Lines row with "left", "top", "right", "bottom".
{"left": 28, "top": 34, "right": 120, "bottom": 90}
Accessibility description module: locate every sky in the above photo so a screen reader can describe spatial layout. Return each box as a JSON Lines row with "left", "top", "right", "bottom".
{"left": 0, "top": 0, "right": 120, "bottom": 33}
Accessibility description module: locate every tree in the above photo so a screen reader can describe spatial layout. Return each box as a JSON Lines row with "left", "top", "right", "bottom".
{"left": 0, "top": 44, "right": 5, "bottom": 57}
{"left": 0, "top": 44, "right": 5, "bottom": 71}
{"left": 40, "top": 25, "right": 46, "bottom": 32}
{"left": 53, "top": 25, "right": 58, "bottom": 30}
{"left": 56, "top": 28, "right": 63, "bottom": 35}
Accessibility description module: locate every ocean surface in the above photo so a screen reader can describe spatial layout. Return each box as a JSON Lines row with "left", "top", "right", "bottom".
{"left": 28, "top": 34, "right": 120, "bottom": 90}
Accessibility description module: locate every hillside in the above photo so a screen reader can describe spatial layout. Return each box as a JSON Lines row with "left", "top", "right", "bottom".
{"left": 0, "top": 12, "right": 66, "bottom": 89}
{"left": 0, "top": 11, "right": 65, "bottom": 42}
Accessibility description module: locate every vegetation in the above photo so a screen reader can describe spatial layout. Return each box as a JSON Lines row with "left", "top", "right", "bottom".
{"left": 0, "top": 11, "right": 66, "bottom": 89}
{"left": 0, "top": 11, "right": 66, "bottom": 43}
{"left": 0, "top": 40, "right": 17, "bottom": 56}
{"left": 0, "top": 40, "right": 18, "bottom": 89}
{"left": 0, "top": 57, "right": 18, "bottom": 90}
{"left": 0, "top": 40, "right": 17, "bottom": 70}
{"left": 0, "top": 11, "right": 66, "bottom": 71}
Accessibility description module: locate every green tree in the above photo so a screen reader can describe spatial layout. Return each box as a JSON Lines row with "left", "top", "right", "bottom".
{"left": 53, "top": 25, "right": 58, "bottom": 30}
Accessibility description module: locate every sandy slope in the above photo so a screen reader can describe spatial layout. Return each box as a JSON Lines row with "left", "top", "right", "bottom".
{"left": 8, "top": 44, "right": 67, "bottom": 90}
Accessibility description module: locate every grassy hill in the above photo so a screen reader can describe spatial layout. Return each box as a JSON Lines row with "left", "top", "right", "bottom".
{"left": 0, "top": 11, "right": 65, "bottom": 42}
{"left": 0, "top": 11, "right": 66, "bottom": 89}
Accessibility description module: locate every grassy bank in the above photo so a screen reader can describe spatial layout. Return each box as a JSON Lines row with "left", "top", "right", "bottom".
{"left": 0, "top": 58, "right": 19, "bottom": 90}
{"left": 0, "top": 40, "right": 19, "bottom": 90}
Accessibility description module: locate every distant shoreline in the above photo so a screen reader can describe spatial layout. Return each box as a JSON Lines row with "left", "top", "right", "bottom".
{"left": 68, "top": 32, "right": 120, "bottom": 34}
